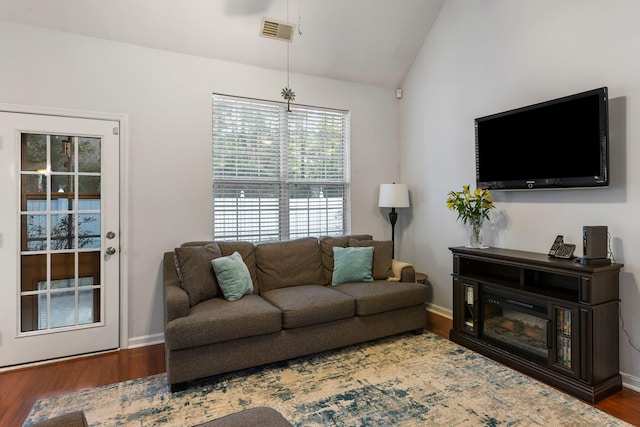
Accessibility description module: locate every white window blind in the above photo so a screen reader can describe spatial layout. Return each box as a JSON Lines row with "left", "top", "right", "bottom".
{"left": 212, "top": 94, "right": 350, "bottom": 242}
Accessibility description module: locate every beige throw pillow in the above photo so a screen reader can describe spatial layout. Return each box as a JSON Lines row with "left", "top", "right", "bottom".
{"left": 348, "top": 238, "right": 393, "bottom": 280}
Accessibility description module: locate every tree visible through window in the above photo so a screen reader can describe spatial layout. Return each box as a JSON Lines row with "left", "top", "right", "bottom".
{"left": 212, "top": 95, "right": 350, "bottom": 242}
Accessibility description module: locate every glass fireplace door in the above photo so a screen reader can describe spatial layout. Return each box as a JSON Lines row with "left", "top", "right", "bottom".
{"left": 481, "top": 289, "right": 550, "bottom": 364}
{"left": 552, "top": 305, "right": 580, "bottom": 378}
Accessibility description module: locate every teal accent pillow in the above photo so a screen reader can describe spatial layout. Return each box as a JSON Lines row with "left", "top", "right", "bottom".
{"left": 332, "top": 246, "right": 374, "bottom": 286}
{"left": 211, "top": 251, "right": 253, "bottom": 301}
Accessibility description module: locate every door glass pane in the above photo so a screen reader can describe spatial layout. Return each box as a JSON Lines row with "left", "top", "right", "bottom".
{"left": 23, "top": 214, "right": 47, "bottom": 251}
{"left": 19, "top": 133, "right": 102, "bottom": 334}
{"left": 79, "top": 213, "right": 100, "bottom": 248}
{"left": 20, "top": 295, "right": 42, "bottom": 333}
{"left": 51, "top": 135, "right": 74, "bottom": 173}
{"left": 20, "top": 134, "right": 47, "bottom": 172}
{"left": 49, "top": 253, "right": 75, "bottom": 290}
{"left": 78, "top": 137, "right": 101, "bottom": 172}
{"left": 51, "top": 213, "right": 76, "bottom": 250}
{"left": 79, "top": 288, "right": 99, "bottom": 324}
{"left": 47, "top": 290, "right": 76, "bottom": 329}
{"left": 51, "top": 174, "right": 74, "bottom": 194}
{"left": 21, "top": 175, "right": 47, "bottom": 211}
{"left": 78, "top": 175, "right": 101, "bottom": 194}
{"left": 21, "top": 254, "right": 46, "bottom": 292}
{"left": 78, "top": 252, "right": 100, "bottom": 288}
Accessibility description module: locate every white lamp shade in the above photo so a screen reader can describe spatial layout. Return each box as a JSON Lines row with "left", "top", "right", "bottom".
{"left": 378, "top": 184, "right": 410, "bottom": 208}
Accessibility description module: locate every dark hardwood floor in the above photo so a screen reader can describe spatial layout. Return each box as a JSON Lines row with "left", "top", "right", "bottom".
{"left": 0, "top": 344, "right": 165, "bottom": 426}
{"left": 1, "top": 312, "right": 638, "bottom": 426}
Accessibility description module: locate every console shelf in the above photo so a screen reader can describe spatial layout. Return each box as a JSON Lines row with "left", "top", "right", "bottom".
{"left": 449, "top": 246, "right": 623, "bottom": 403}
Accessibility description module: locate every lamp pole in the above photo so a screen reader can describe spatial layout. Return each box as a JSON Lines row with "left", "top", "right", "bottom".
{"left": 389, "top": 207, "right": 398, "bottom": 259}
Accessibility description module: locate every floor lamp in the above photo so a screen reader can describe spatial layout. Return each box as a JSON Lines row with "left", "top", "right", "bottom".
{"left": 378, "top": 183, "right": 410, "bottom": 259}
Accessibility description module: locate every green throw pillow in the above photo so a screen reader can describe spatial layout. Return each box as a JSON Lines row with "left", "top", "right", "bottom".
{"left": 332, "top": 246, "right": 374, "bottom": 286}
{"left": 211, "top": 251, "right": 253, "bottom": 301}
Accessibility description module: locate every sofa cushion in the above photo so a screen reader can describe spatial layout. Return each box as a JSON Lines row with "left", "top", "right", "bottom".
{"left": 331, "top": 246, "right": 374, "bottom": 285}
{"left": 333, "top": 281, "right": 428, "bottom": 316}
{"left": 174, "top": 243, "right": 222, "bottom": 306}
{"left": 349, "top": 238, "right": 393, "bottom": 280}
{"left": 256, "top": 237, "right": 326, "bottom": 292}
{"left": 164, "top": 295, "right": 282, "bottom": 350}
{"left": 261, "top": 285, "right": 355, "bottom": 329}
{"left": 218, "top": 241, "right": 259, "bottom": 293}
{"left": 319, "top": 234, "right": 372, "bottom": 283}
{"left": 211, "top": 251, "right": 253, "bottom": 301}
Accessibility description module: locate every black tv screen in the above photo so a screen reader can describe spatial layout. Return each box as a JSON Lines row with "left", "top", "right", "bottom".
{"left": 475, "top": 87, "right": 609, "bottom": 190}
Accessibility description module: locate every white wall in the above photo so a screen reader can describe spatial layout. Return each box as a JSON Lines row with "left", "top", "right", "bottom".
{"left": 0, "top": 22, "right": 402, "bottom": 347}
{"left": 401, "top": 0, "right": 640, "bottom": 389}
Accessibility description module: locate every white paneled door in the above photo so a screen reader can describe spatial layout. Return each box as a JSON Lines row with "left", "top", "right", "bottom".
{"left": 0, "top": 112, "right": 120, "bottom": 367}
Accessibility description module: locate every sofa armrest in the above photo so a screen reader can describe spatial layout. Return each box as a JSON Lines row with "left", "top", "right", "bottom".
{"left": 163, "top": 252, "right": 190, "bottom": 322}
{"left": 391, "top": 259, "right": 416, "bottom": 283}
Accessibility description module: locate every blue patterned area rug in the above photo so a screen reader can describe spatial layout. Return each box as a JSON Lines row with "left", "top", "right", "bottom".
{"left": 25, "top": 332, "right": 630, "bottom": 426}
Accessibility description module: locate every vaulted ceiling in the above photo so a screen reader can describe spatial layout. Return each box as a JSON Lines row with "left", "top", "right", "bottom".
{"left": 0, "top": 0, "right": 445, "bottom": 89}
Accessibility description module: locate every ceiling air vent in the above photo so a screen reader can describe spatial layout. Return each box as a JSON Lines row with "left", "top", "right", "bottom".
{"left": 260, "top": 18, "right": 294, "bottom": 42}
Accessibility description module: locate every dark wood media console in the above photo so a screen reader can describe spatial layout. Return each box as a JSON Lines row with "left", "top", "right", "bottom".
{"left": 449, "top": 246, "right": 623, "bottom": 403}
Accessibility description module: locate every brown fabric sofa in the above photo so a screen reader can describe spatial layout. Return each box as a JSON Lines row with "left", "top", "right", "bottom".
{"left": 26, "top": 411, "right": 88, "bottom": 427}
{"left": 195, "top": 407, "right": 293, "bottom": 427}
{"left": 163, "top": 235, "right": 427, "bottom": 391}
{"left": 27, "top": 407, "right": 291, "bottom": 427}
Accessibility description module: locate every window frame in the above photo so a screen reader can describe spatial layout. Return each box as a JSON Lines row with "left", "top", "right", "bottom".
{"left": 212, "top": 94, "right": 351, "bottom": 242}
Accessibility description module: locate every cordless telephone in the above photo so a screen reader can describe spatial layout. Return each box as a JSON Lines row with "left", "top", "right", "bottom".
{"left": 548, "top": 235, "right": 576, "bottom": 259}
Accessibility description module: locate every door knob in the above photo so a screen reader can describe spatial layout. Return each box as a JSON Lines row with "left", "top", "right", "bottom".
{"left": 105, "top": 247, "right": 116, "bottom": 255}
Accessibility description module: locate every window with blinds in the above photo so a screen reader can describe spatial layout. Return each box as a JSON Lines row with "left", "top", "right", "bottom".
{"left": 212, "top": 95, "right": 350, "bottom": 242}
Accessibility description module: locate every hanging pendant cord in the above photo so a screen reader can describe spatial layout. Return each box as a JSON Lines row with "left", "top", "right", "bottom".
{"left": 298, "top": 0, "right": 302, "bottom": 35}
{"left": 287, "top": 0, "right": 290, "bottom": 87}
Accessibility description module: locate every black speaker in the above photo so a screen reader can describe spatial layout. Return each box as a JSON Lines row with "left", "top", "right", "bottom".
{"left": 582, "top": 226, "right": 608, "bottom": 259}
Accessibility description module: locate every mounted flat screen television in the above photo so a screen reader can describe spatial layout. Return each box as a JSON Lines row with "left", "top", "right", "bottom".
{"left": 475, "top": 87, "right": 609, "bottom": 190}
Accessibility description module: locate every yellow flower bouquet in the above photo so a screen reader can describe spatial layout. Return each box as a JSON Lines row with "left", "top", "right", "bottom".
{"left": 446, "top": 185, "right": 495, "bottom": 247}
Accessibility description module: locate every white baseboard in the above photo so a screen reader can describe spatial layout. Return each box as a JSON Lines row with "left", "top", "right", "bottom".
{"left": 621, "top": 371, "right": 640, "bottom": 392}
{"left": 427, "top": 304, "right": 452, "bottom": 320}
{"left": 127, "top": 333, "right": 164, "bottom": 349}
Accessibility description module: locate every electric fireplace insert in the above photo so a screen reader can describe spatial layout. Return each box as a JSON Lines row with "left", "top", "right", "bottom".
{"left": 481, "top": 288, "right": 549, "bottom": 364}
